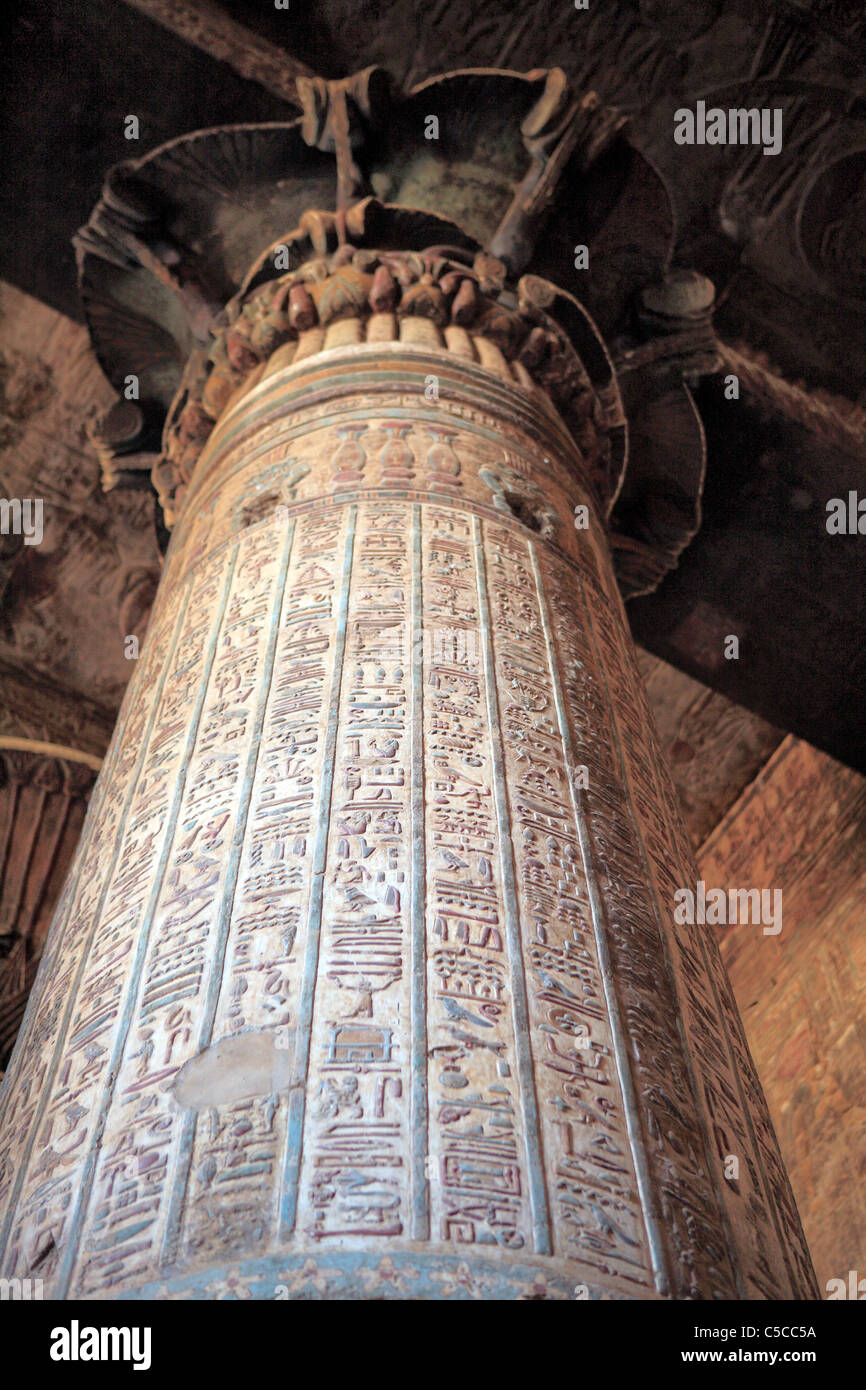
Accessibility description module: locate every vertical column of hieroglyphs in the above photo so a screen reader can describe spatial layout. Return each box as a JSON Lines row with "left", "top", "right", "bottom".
{"left": 421, "top": 501, "right": 538, "bottom": 1258}
{"left": 62, "top": 531, "right": 264, "bottom": 1292}
{"left": 59, "top": 517, "right": 291, "bottom": 1295}
{"left": 172, "top": 505, "right": 351, "bottom": 1268}
{"left": 295, "top": 484, "right": 414, "bottom": 1247}
{"left": 540, "top": 533, "right": 759, "bottom": 1299}
{"left": 0, "top": 544, "right": 226, "bottom": 1287}
{"left": 568, "top": 546, "right": 814, "bottom": 1298}
{"left": 478, "top": 516, "right": 657, "bottom": 1293}
{"left": 634, "top": 664, "right": 817, "bottom": 1298}
{"left": 64, "top": 517, "right": 297, "bottom": 1295}
{"left": 0, "top": 590, "right": 180, "bottom": 1271}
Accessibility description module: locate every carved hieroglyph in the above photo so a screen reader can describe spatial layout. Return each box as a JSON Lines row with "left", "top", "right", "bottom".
{"left": 0, "top": 340, "right": 817, "bottom": 1300}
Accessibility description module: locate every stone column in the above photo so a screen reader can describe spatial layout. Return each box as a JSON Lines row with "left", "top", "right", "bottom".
{"left": 0, "top": 282, "right": 817, "bottom": 1300}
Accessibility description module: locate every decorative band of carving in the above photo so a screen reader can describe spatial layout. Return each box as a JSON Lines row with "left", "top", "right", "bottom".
{"left": 184, "top": 344, "right": 585, "bottom": 514}
{"left": 157, "top": 345, "right": 604, "bottom": 604}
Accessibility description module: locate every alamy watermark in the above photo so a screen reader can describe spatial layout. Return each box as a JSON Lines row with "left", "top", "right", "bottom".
{"left": 0, "top": 498, "right": 43, "bottom": 546}
{"left": 826, "top": 1270, "right": 866, "bottom": 1299}
{"left": 674, "top": 101, "right": 782, "bottom": 157}
{"left": 49, "top": 1321, "right": 151, "bottom": 1371}
{"left": 826, "top": 491, "right": 866, "bottom": 534}
{"left": 0, "top": 1276, "right": 43, "bottom": 1299}
{"left": 674, "top": 880, "right": 782, "bottom": 936}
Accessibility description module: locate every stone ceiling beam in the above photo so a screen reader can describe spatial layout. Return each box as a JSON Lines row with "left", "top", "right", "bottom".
{"left": 118, "top": 0, "right": 317, "bottom": 107}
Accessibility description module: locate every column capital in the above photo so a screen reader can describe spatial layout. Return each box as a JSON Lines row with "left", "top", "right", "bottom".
{"left": 158, "top": 219, "right": 625, "bottom": 527}
{"left": 80, "top": 65, "right": 709, "bottom": 598}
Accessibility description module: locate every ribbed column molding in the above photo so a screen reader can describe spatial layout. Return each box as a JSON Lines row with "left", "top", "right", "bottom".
{"left": 0, "top": 341, "right": 817, "bottom": 1301}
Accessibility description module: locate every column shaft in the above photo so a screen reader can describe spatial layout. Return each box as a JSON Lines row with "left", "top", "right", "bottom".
{"left": 0, "top": 346, "right": 816, "bottom": 1300}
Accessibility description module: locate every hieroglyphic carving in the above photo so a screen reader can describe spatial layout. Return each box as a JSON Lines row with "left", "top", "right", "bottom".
{"left": 0, "top": 340, "right": 816, "bottom": 1299}
{"left": 423, "top": 505, "right": 537, "bottom": 1256}
{"left": 480, "top": 521, "right": 654, "bottom": 1286}
{"left": 0, "top": 579, "right": 189, "bottom": 1279}
{"left": 295, "top": 502, "right": 411, "bottom": 1244}
{"left": 540, "top": 538, "right": 803, "bottom": 1298}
